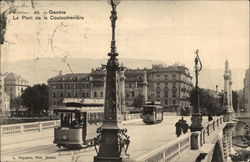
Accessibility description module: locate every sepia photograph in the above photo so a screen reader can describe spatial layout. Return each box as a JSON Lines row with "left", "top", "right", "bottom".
{"left": 0, "top": 0, "right": 249, "bottom": 161}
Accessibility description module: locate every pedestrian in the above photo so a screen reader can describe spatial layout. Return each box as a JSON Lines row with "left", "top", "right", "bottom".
{"left": 175, "top": 120, "right": 182, "bottom": 137}
{"left": 208, "top": 114, "right": 213, "bottom": 121}
{"left": 180, "top": 116, "right": 186, "bottom": 126}
{"left": 182, "top": 121, "right": 189, "bottom": 134}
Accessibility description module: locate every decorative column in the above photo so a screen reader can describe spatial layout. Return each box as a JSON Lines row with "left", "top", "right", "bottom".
{"left": 142, "top": 70, "right": 148, "bottom": 103}
{"left": 229, "top": 69, "right": 234, "bottom": 113}
{"left": 223, "top": 60, "right": 233, "bottom": 122}
{"left": 94, "top": 0, "right": 130, "bottom": 161}
{"left": 190, "top": 49, "right": 203, "bottom": 132}
{"left": 103, "top": 75, "right": 106, "bottom": 99}
{"left": 119, "top": 66, "right": 126, "bottom": 118}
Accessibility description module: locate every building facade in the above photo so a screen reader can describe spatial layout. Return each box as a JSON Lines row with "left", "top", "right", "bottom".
{"left": 0, "top": 74, "right": 10, "bottom": 116}
{"left": 147, "top": 64, "right": 193, "bottom": 112}
{"left": 47, "top": 64, "right": 193, "bottom": 113}
{"left": 48, "top": 72, "right": 92, "bottom": 108}
{"left": 4, "top": 72, "right": 29, "bottom": 100}
{"left": 243, "top": 68, "right": 250, "bottom": 113}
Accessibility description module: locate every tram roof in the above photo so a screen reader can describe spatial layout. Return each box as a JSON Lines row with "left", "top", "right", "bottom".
{"left": 54, "top": 106, "right": 103, "bottom": 113}
{"left": 65, "top": 102, "right": 103, "bottom": 107}
{"left": 145, "top": 101, "right": 162, "bottom": 106}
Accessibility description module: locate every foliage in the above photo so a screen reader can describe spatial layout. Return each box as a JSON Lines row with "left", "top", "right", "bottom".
{"left": 133, "top": 95, "right": 145, "bottom": 108}
{"left": 21, "top": 84, "right": 49, "bottom": 116}
{"left": 10, "top": 96, "right": 22, "bottom": 109}
{"left": 188, "top": 88, "right": 223, "bottom": 115}
{"left": 180, "top": 107, "right": 191, "bottom": 116}
{"left": 238, "top": 94, "right": 245, "bottom": 112}
{"left": 232, "top": 91, "right": 238, "bottom": 112}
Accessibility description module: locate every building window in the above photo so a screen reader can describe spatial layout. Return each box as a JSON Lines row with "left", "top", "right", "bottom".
{"left": 67, "top": 84, "right": 70, "bottom": 89}
{"left": 165, "top": 74, "right": 168, "bottom": 80}
{"left": 172, "top": 83, "right": 176, "bottom": 89}
{"left": 75, "top": 93, "right": 78, "bottom": 97}
{"left": 82, "top": 93, "right": 85, "bottom": 98}
{"left": 173, "top": 100, "right": 176, "bottom": 105}
{"left": 53, "top": 101, "right": 56, "bottom": 105}
{"left": 100, "top": 92, "right": 103, "bottom": 97}
{"left": 60, "top": 93, "right": 63, "bottom": 97}
{"left": 156, "top": 74, "right": 161, "bottom": 77}
{"left": 132, "top": 91, "right": 135, "bottom": 97}
{"left": 129, "top": 84, "right": 132, "bottom": 88}
{"left": 173, "top": 74, "right": 176, "bottom": 80}
{"left": 60, "top": 84, "right": 63, "bottom": 89}
{"left": 126, "top": 93, "right": 129, "bottom": 97}
{"left": 86, "top": 92, "right": 89, "bottom": 98}
{"left": 94, "top": 92, "right": 97, "bottom": 97}
{"left": 53, "top": 93, "right": 56, "bottom": 97}
{"left": 67, "top": 93, "right": 70, "bottom": 97}
{"left": 172, "top": 91, "right": 176, "bottom": 98}
{"left": 164, "top": 91, "right": 168, "bottom": 97}
{"left": 165, "top": 100, "right": 168, "bottom": 104}
{"left": 156, "top": 83, "right": 160, "bottom": 89}
{"left": 156, "top": 91, "right": 160, "bottom": 97}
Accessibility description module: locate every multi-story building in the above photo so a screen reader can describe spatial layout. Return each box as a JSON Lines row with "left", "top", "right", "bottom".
{"left": 125, "top": 69, "right": 146, "bottom": 106}
{"left": 0, "top": 74, "right": 10, "bottom": 116}
{"left": 147, "top": 64, "right": 193, "bottom": 112}
{"left": 90, "top": 67, "right": 106, "bottom": 99}
{"left": 243, "top": 68, "right": 250, "bottom": 113}
{"left": 47, "top": 72, "right": 92, "bottom": 108}
{"left": 4, "top": 72, "right": 28, "bottom": 100}
{"left": 47, "top": 64, "right": 193, "bottom": 113}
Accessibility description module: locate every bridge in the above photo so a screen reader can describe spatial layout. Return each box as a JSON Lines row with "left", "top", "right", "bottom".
{"left": 1, "top": 113, "right": 238, "bottom": 162}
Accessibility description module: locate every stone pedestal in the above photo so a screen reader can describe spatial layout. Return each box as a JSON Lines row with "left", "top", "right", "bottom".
{"left": 191, "top": 132, "right": 200, "bottom": 150}
{"left": 190, "top": 113, "right": 203, "bottom": 132}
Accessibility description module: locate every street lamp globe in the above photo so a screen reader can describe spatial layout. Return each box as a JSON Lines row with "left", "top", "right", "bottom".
{"left": 107, "top": 0, "right": 121, "bottom": 6}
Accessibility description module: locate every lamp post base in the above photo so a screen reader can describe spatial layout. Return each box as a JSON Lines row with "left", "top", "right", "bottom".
{"left": 94, "top": 156, "right": 122, "bottom": 162}
{"left": 190, "top": 113, "right": 203, "bottom": 132}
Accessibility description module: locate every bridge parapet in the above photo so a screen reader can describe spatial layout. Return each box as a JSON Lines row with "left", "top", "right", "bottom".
{"left": 192, "top": 116, "right": 224, "bottom": 150}
{"left": 132, "top": 133, "right": 191, "bottom": 162}
{"left": 1, "top": 120, "right": 60, "bottom": 136}
{"left": 0, "top": 113, "right": 142, "bottom": 136}
{"left": 129, "top": 116, "right": 225, "bottom": 162}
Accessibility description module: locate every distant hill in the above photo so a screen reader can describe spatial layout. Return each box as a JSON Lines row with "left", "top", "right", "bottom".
{"left": 2, "top": 58, "right": 246, "bottom": 90}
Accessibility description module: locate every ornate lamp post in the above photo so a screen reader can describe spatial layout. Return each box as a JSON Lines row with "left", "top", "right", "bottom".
{"left": 93, "top": 0, "right": 130, "bottom": 161}
{"left": 190, "top": 49, "right": 203, "bottom": 132}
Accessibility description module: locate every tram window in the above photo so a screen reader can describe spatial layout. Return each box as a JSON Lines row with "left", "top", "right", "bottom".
{"left": 143, "top": 107, "right": 154, "bottom": 114}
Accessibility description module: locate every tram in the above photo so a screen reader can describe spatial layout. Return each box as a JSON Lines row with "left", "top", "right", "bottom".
{"left": 142, "top": 101, "right": 164, "bottom": 124}
{"left": 53, "top": 99, "right": 103, "bottom": 149}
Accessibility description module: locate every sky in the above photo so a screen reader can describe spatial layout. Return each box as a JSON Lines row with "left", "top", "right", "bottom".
{"left": 1, "top": 0, "right": 249, "bottom": 70}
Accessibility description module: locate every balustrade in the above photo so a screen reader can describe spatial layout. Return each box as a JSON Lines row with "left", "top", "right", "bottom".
{"left": 1, "top": 120, "right": 59, "bottom": 136}
{"left": 135, "top": 133, "right": 191, "bottom": 162}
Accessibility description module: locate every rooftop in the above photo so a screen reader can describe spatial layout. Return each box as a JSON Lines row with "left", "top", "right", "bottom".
{"left": 4, "top": 72, "right": 28, "bottom": 82}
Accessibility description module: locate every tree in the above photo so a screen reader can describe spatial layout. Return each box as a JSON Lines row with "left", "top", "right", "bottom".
{"left": 21, "top": 84, "right": 49, "bottom": 116}
{"left": 133, "top": 95, "right": 145, "bottom": 108}
{"left": 10, "top": 96, "right": 22, "bottom": 109}
{"left": 188, "top": 88, "right": 223, "bottom": 115}
{"left": 232, "top": 91, "right": 238, "bottom": 112}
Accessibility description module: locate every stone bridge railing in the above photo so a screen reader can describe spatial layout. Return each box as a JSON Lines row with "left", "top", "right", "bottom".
{"left": 133, "top": 133, "right": 191, "bottom": 162}
{"left": 1, "top": 120, "right": 60, "bottom": 136}
{"left": 197, "top": 116, "right": 224, "bottom": 149}
{"left": 133, "top": 116, "right": 225, "bottom": 162}
{"left": 1, "top": 113, "right": 142, "bottom": 136}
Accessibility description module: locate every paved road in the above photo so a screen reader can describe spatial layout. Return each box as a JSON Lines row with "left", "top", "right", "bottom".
{"left": 1, "top": 116, "right": 210, "bottom": 162}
